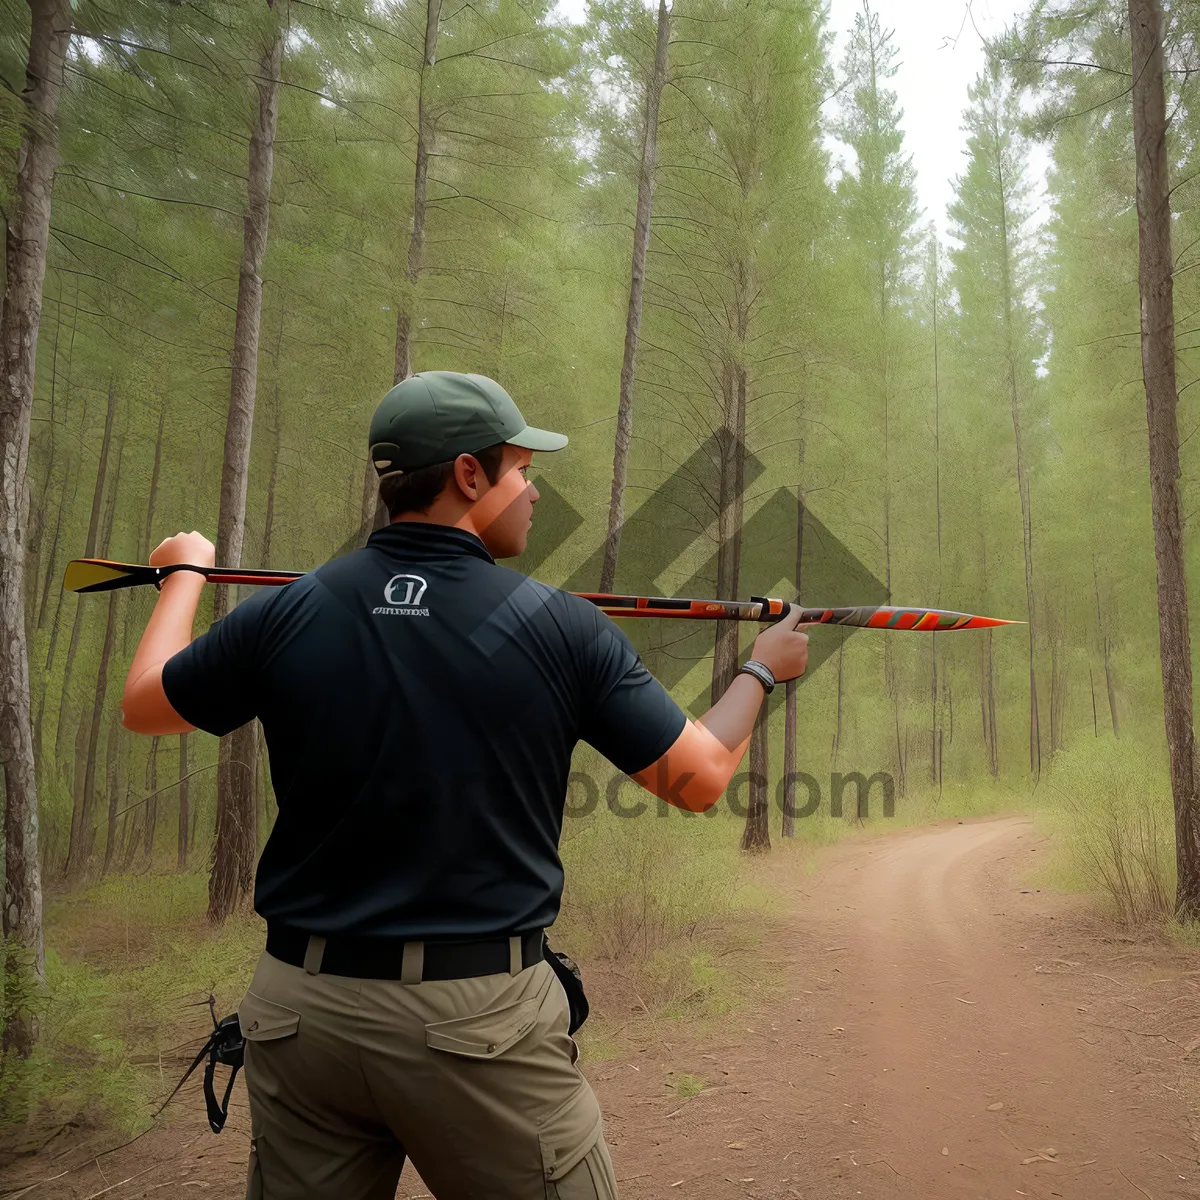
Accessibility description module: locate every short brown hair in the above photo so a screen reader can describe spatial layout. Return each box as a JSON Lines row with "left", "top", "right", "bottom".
{"left": 379, "top": 442, "right": 507, "bottom": 518}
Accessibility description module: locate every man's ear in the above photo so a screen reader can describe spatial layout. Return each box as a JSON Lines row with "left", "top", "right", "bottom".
{"left": 452, "top": 453, "right": 484, "bottom": 501}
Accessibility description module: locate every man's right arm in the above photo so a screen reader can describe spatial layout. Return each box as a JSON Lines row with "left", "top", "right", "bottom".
{"left": 630, "top": 609, "right": 811, "bottom": 812}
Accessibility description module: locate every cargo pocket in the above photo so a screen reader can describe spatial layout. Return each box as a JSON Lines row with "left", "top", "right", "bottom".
{"left": 537, "top": 1081, "right": 603, "bottom": 1184}
{"left": 425, "top": 966, "right": 555, "bottom": 1060}
{"left": 238, "top": 991, "right": 301, "bottom": 1042}
{"left": 425, "top": 991, "right": 545, "bottom": 1060}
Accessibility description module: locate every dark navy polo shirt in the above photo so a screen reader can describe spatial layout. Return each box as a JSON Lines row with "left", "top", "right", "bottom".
{"left": 162, "top": 522, "right": 687, "bottom": 939}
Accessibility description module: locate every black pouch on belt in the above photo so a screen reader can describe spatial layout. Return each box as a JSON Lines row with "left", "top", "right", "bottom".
{"left": 543, "top": 942, "right": 589, "bottom": 1035}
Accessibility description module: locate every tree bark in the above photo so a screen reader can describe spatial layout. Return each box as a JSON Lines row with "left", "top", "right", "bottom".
{"left": 831, "top": 630, "right": 845, "bottom": 765}
{"left": 1127, "top": 0, "right": 1200, "bottom": 918}
{"left": 142, "top": 735, "right": 159, "bottom": 861}
{"left": 782, "top": 680, "right": 797, "bottom": 837}
{"left": 599, "top": 0, "right": 671, "bottom": 593}
{"left": 35, "top": 278, "right": 80, "bottom": 635}
{"left": 65, "top": 438, "right": 124, "bottom": 881}
{"left": 177, "top": 732, "right": 190, "bottom": 871}
{"left": 782, "top": 442, "right": 804, "bottom": 838}
{"left": 990, "top": 111, "right": 1041, "bottom": 780}
{"left": 741, "top": 706, "right": 770, "bottom": 853}
{"left": 141, "top": 405, "right": 165, "bottom": 560}
{"left": 209, "top": 1, "right": 285, "bottom": 923}
{"left": 393, "top": 0, "right": 444, "bottom": 384}
{"left": 930, "top": 234, "right": 942, "bottom": 788}
{"left": 101, "top": 700, "right": 125, "bottom": 875}
{"left": 0, "top": 0, "right": 68, "bottom": 1052}
{"left": 1092, "top": 554, "right": 1119, "bottom": 738}
{"left": 54, "top": 375, "right": 117, "bottom": 761}
{"left": 710, "top": 361, "right": 747, "bottom": 706}
{"left": 980, "top": 628, "right": 999, "bottom": 778}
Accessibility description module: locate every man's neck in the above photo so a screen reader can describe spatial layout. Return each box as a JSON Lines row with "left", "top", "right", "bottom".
{"left": 391, "top": 509, "right": 488, "bottom": 544}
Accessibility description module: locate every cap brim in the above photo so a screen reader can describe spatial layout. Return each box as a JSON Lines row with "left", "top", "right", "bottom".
{"left": 506, "top": 425, "right": 568, "bottom": 453}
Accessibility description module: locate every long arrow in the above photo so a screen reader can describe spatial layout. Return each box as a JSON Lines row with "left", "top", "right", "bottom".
{"left": 62, "top": 558, "right": 1020, "bottom": 630}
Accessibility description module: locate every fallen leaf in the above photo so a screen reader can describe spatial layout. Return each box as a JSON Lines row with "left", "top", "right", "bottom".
{"left": 941, "top": 1147, "right": 949, "bottom": 1156}
{"left": 987, "top": 1102, "right": 1004, "bottom": 1111}
{"left": 727, "top": 1142, "right": 747, "bottom": 1150}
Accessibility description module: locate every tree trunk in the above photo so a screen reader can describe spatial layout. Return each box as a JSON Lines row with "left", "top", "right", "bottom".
{"left": 741, "top": 706, "right": 770, "bottom": 853}
{"left": 141, "top": 405, "right": 165, "bottom": 560}
{"left": 995, "top": 135, "right": 1040, "bottom": 780}
{"left": 394, "top": 0, "right": 444, "bottom": 384}
{"left": 980, "top": 629, "right": 999, "bottom": 778}
{"left": 0, "top": 5, "right": 62, "bottom": 1052}
{"left": 177, "top": 733, "right": 190, "bottom": 871}
{"left": 930, "top": 233, "right": 942, "bottom": 788}
{"left": 782, "top": 443, "right": 804, "bottom": 838}
{"left": 599, "top": 0, "right": 671, "bottom": 593}
{"left": 208, "top": 2, "right": 285, "bottom": 923}
{"left": 1128, "top": 0, "right": 1200, "bottom": 918}
{"left": 1092, "top": 554, "right": 1119, "bottom": 738}
{"left": 142, "top": 736, "right": 159, "bottom": 861}
{"left": 30, "top": 278, "right": 68, "bottom": 629}
{"left": 782, "top": 679, "right": 797, "bottom": 837}
{"left": 65, "top": 437, "right": 124, "bottom": 881}
{"left": 102, "top": 705, "right": 124, "bottom": 875}
{"left": 54, "top": 375, "right": 117, "bottom": 760}
{"left": 261, "top": 400, "right": 280, "bottom": 569}
{"left": 36, "top": 377, "right": 87, "bottom": 761}
{"left": 710, "top": 355, "right": 748, "bottom": 707}
{"left": 831, "top": 630, "right": 845, "bottom": 765}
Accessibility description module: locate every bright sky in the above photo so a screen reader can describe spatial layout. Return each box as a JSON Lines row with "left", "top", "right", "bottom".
{"left": 553, "top": 0, "right": 1051, "bottom": 237}
{"left": 825, "top": 0, "right": 1051, "bottom": 234}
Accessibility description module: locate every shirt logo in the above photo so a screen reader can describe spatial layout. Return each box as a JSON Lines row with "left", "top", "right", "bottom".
{"left": 374, "top": 573, "right": 430, "bottom": 616}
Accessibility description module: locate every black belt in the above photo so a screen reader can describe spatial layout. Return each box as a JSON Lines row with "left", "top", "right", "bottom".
{"left": 265, "top": 923, "right": 546, "bottom": 982}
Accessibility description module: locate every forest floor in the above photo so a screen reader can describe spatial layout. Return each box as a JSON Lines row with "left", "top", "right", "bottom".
{"left": 2, "top": 815, "right": 1199, "bottom": 1200}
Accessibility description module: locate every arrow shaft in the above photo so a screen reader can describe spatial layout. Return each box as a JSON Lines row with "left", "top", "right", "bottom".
{"left": 62, "top": 559, "right": 1017, "bottom": 629}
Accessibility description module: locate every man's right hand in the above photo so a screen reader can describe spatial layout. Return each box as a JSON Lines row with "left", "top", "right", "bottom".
{"left": 750, "top": 605, "right": 810, "bottom": 681}
{"left": 150, "top": 530, "right": 216, "bottom": 570}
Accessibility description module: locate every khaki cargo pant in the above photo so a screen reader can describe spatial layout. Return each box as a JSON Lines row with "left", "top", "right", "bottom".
{"left": 239, "top": 948, "right": 618, "bottom": 1200}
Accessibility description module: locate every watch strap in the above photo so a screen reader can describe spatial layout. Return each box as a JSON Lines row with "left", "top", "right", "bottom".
{"left": 737, "top": 659, "right": 776, "bottom": 695}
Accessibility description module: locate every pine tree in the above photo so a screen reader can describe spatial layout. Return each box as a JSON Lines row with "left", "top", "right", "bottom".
{"left": 948, "top": 65, "right": 1044, "bottom": 780}
{"left": 0, "top": 0, "right": 72, "bottom": 1057}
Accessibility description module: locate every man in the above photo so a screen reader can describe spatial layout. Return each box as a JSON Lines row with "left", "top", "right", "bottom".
{"left": 122, "top": 371, "right": 810, "bottom": 1200}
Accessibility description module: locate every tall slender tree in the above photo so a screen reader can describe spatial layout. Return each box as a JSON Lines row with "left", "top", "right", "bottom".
{"left": 599, "top": 0, "right": 671, "bottom": 593}
{"left": 1, "top": 0, "right": 71, "bottom": 1056}
{"left": 832, "top": 1, "right": 918, "bottom": 786}
{"left": 209, "top": 0, "right": 287, "bottom": 922}
{"left": 1127, "top": 0, "right": 1200, "bottom": 916}
{"left": 948, "top": 67, "right": 1043, "bottom": 778}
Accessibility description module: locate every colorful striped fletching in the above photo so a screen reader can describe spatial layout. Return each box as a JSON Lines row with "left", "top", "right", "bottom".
{"left": 62, "top": 560, "right": 1018, "bottom": 629}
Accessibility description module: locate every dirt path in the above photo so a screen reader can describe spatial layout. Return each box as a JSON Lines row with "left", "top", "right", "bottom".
{"left": 587, "top": 816, "right": 1200, "bottom": 1200}
{"left": 4, "top": 816, "right": 1198, "bottom": 1199}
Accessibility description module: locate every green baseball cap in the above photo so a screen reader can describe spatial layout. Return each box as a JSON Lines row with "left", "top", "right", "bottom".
{"left": 368, "top": 371, "right": 568, "bottom": 476}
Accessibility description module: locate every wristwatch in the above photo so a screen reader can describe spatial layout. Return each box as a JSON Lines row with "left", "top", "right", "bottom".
{"left": 737, "top": 659, "right": 776, "bottom": 694}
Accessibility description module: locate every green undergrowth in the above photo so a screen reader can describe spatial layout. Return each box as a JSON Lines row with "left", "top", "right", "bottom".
{"left": 2, "top": 869, "right": 262, "bottom": 1133}
{"left": 1028, "top": 735, "right": 1179, "bottom": 928}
